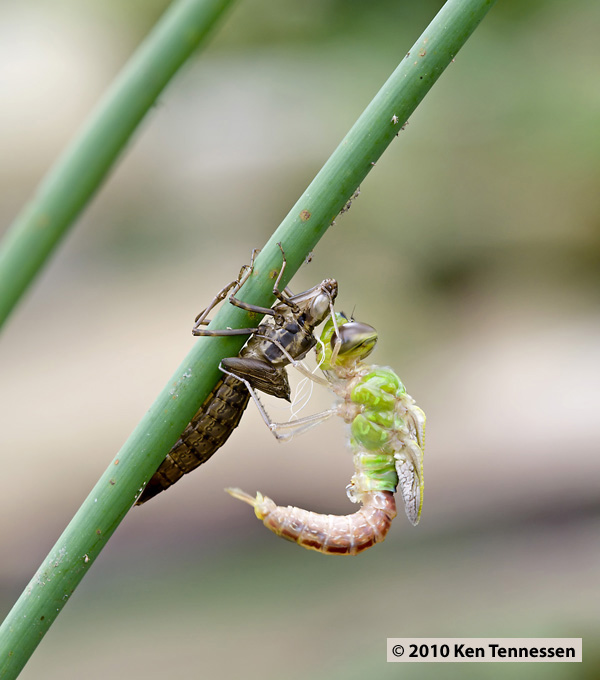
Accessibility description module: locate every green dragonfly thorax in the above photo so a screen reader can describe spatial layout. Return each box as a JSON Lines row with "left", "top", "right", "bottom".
{"left": 347, "top": 364, "right": 425, "bottom": 525}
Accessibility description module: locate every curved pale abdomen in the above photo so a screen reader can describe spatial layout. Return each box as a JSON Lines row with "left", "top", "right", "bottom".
{"left": 227, "top": 488, "right": 397, "bottom": 555}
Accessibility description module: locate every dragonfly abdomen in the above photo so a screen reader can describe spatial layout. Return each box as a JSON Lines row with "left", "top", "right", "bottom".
{"left": 227, "top": 489, "right": 397, "bottom": 555}
{"left": 348, "top": 450, "right": 398, "bottom": 498}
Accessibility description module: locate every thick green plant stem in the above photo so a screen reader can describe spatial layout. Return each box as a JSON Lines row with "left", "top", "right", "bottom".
{"left": 0, "top": 0, "right": 236, "bottom": 329}
{"left": 0, "top": 0, "right": 497, "bottom": 676}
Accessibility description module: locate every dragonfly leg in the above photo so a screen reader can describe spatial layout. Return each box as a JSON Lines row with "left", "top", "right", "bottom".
{"left": 329, "top": 314, "right": 342, "bottom": 365}
{"left": 226, "top": 243, "right": 297, "bottom": 322}
{"left": 218, "top": 362, "right": 335, "bottom": 441}
{"left": 192, "top": 250, "right": 262, "bottom": 336}
{"left": 271, "top": 242, "right": 303, "bottom": 314}
{"left": 267, "top": 408, "right": 336, "bottom": 440}
{"left": 192, "top": 325, "right": 262, "bottom": 336}
{"left": 226, "top": 296, "right": 277, "bottom": 318}
{"left": 228, "top": 244, "right": 335, "bottom": 329}
{"left": 218, "top": 362, "right": 280, "bottom": 433}
{"left": 193, "top": 277, "right": 242, "bottom": 329}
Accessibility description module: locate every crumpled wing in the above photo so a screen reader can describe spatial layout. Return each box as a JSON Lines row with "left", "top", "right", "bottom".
{"left": 394, "top": 441, "right": 424, "bottom": 526}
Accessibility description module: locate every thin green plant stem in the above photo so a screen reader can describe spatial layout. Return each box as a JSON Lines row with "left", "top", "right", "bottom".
{"left": 0, "top": 0, "right": 236, "bottom": 330}
{"left": 0, "top": 0, "right": 497, "bottom": 677}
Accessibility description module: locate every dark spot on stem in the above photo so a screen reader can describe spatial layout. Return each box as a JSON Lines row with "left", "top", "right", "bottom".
{"left": 299, "top": 209, "right": 311, "bottom": 222}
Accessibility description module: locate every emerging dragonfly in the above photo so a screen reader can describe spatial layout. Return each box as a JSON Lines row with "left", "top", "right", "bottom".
{"left": 227, "top": 313, "right": 426, "bottom": 555}
{"left": 136, "top": 247, "right": 338, "bottom": 504}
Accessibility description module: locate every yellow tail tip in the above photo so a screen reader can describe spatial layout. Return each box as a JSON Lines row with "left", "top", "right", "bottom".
{"left": 225, "top": 487, "right": 263, "bottom": 508}
{"left": 225, "top": 487, "right": 257, "bottom": 506}
{"left": 225, "top": 487, "right": 271, "bottom": 520}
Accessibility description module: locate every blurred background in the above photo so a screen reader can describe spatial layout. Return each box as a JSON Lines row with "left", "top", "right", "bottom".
{"left": 1, "top": 0, "right": 598, "bottom": 677}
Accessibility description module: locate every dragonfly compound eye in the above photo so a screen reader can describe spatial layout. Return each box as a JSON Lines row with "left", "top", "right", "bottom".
{"left": 334, "top": 321, "right": 378, "bottom": 362}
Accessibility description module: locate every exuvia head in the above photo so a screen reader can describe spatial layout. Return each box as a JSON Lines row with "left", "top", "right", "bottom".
{"left": 305, "top": 279, "right": 338, "bottom": 327}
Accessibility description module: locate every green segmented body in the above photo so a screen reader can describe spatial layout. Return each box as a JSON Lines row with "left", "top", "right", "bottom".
{"left": 320, "top": 314, "right": 426, "bottom": 526}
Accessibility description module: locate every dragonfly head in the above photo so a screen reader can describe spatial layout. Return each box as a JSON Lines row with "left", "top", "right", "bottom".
{"left": 318, "top": 313, "right": 377, "bottom": 370}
